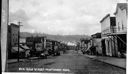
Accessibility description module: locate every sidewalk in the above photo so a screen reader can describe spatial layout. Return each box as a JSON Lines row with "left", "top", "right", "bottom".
{"left": 7, "top": 57, "right": 39, "bottom": 64}
{"left": 85, "top": 54, "right": 126, "bottom": 69}
{"left": 7, "top": 59, "right": 25, "bottom": 64}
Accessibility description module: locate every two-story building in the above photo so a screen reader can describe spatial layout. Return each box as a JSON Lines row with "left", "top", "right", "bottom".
{"left": 114, "top": 3, "right": 127, "bottom": 33}
{"left": 8, "top": 23, "right": 19, "bottom": 58}
{"left": 100, "top": 14, "right": 117, "bottom": 56}
{"left": 113, "top": 3, "right": 127, "bottom": 57}
{"left": 9, "top": 23, "right": 19, "bottom": 47}
{"left": 100, "top": 3, "right": 127, "bottom": 57}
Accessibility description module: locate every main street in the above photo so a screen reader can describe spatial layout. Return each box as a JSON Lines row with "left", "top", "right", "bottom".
{"left": 7, "top": 50, "right": 125, "bottom": 74}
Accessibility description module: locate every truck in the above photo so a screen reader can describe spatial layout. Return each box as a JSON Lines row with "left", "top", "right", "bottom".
{"left": 46, "top": 39, "right": 61, "bottom": 56}
{"left": 52, "top": 40, "right": 60, "bottom": 56}
{"left": 26, "top": 36, "right": 47, "bottom": 57}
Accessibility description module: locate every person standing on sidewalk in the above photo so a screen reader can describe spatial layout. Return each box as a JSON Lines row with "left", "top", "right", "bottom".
{"left": 25, "top": 50, "right": 30, "bottom": 59}
{"left": 75, "top": 42, "right": 80, "bottom": 54}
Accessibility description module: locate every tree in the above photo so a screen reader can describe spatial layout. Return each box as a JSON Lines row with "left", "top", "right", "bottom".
{"left": 80, "top": 38, "right": 91, "bottom": 53}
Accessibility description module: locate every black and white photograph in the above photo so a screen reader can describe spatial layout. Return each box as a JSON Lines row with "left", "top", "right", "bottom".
{"left": 1, "top": 0, "right": 127, "bottom": 74}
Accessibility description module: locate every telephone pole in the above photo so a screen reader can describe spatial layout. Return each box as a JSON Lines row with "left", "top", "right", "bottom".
{"left": 17, "top": 21, "right": 23, "bottom": 62}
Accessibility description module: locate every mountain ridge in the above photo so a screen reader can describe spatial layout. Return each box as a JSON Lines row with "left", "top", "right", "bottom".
{"left": 20, "top": 32, "right": 90, "bottom": 42}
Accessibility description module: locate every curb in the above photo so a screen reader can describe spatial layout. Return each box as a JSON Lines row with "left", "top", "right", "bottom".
{"left": 86, "top": 56, "right": 126, "bottom": 70}
{"left": 7, "top": 57, "right": 48, "bottom": 64}
{"left": 7, "top": 60, "right": 24, "bottom": 64}
{"left": 7, "top": 57, "right": 39, "bottom": 64}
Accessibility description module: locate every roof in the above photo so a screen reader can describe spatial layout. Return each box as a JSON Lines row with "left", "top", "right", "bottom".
{"left": 10, "top": 23, "right": 19, "bottom": 28}
{"left": 91, "top": 32, "right": 101, "bottom": 38}
{"left": 100, "top": 14, "right": 110, "bottom": 23}
{"left": 114, "top": 3, "right": 127, "bottom": 15}
{"left": 11, "top": 46, "right": 25, "bottom": 52}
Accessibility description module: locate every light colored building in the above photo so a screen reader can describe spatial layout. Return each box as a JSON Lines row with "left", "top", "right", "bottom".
{"left": 100, "top": 3, "right": 127, "bottom": 57}
{"left": 100, "top": 14, "right": 116, "bottom": 36}
{"left": 100, "top": 14, "right": 117, "bottom": 56}
{"left": 113, "top": 3, "right": 127, "bottom": 57}
{"left": 114, "top": 3, "right": 127, "bottom": 33}
{"left": 101, "top": 14, "right": 111, "bottom": 36}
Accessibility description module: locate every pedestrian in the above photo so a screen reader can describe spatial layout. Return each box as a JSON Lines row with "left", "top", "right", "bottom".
{"left": 25, "top": 50, "right": 30, "bottom": 59}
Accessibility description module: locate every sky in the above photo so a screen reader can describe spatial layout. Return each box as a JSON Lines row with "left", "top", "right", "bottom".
{"left": 9, "top": 0, "right": 126, "bottom": 35}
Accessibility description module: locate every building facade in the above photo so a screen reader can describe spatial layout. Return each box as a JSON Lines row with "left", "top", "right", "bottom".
{"left": 8, "top": 23, "right": 19, "bottom": 58}
{"left": 10, "top": 23, "right": 19, "bottom": 47}
{"left": 91, "top": 33, "right": 102, "bottom": 55}
{"left": 100, "top": 14, "right": 117, "bottom": 56}
{"left": 100, "top": 3, "right": 127, "bottom": 57}
{"left": 114, "top": 3, "right": 127, "bottom": 33}
{"left": 113, "top": 3, "right": 127, "bottom": 57}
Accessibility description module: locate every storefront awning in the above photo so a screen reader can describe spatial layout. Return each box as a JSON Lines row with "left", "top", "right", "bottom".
{"left": 20, "top": 45, "right": 30, "bottom": 50}
{"left": 11, "top": 46, "right": 25, "bottom": 53}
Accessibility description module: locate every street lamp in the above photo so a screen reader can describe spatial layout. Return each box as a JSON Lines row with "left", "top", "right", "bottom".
{"left": 17, "top": 21, "right": 23, "bottom": 62}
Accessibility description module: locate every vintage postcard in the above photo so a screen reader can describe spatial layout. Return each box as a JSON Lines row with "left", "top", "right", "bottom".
{"left": 1, "top": 0, "right": 127, "bottom": 74}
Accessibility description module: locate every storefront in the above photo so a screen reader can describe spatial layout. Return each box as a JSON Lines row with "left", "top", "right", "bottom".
{"left": 106, "top": 33, "right": 126, "bottom": 57}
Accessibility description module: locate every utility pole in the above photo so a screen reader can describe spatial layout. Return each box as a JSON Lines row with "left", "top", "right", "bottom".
{"left": 17, "top": 21, "right": 23, "bottom": 62}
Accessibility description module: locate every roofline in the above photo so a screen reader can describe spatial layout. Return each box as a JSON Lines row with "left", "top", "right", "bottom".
{"left": 100, "top": 14, "right": 110, "bottom": 23}
{"left": 10, "top": 23, "right": 19, "bottom": 27}
{"left": 114, "top": 3, "right": 128, "bottom": 15}
{"left": 114, "top": 7, "right": 127, "bottom": 15}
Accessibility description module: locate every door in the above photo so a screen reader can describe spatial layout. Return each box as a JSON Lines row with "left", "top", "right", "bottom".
{"left": 102, "top": 39, "right": 106, "bottom": 56}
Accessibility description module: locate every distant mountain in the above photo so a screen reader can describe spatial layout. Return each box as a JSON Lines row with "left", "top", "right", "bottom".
{"left": 20, "top": 32, "right": 90, "bottom": 42}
